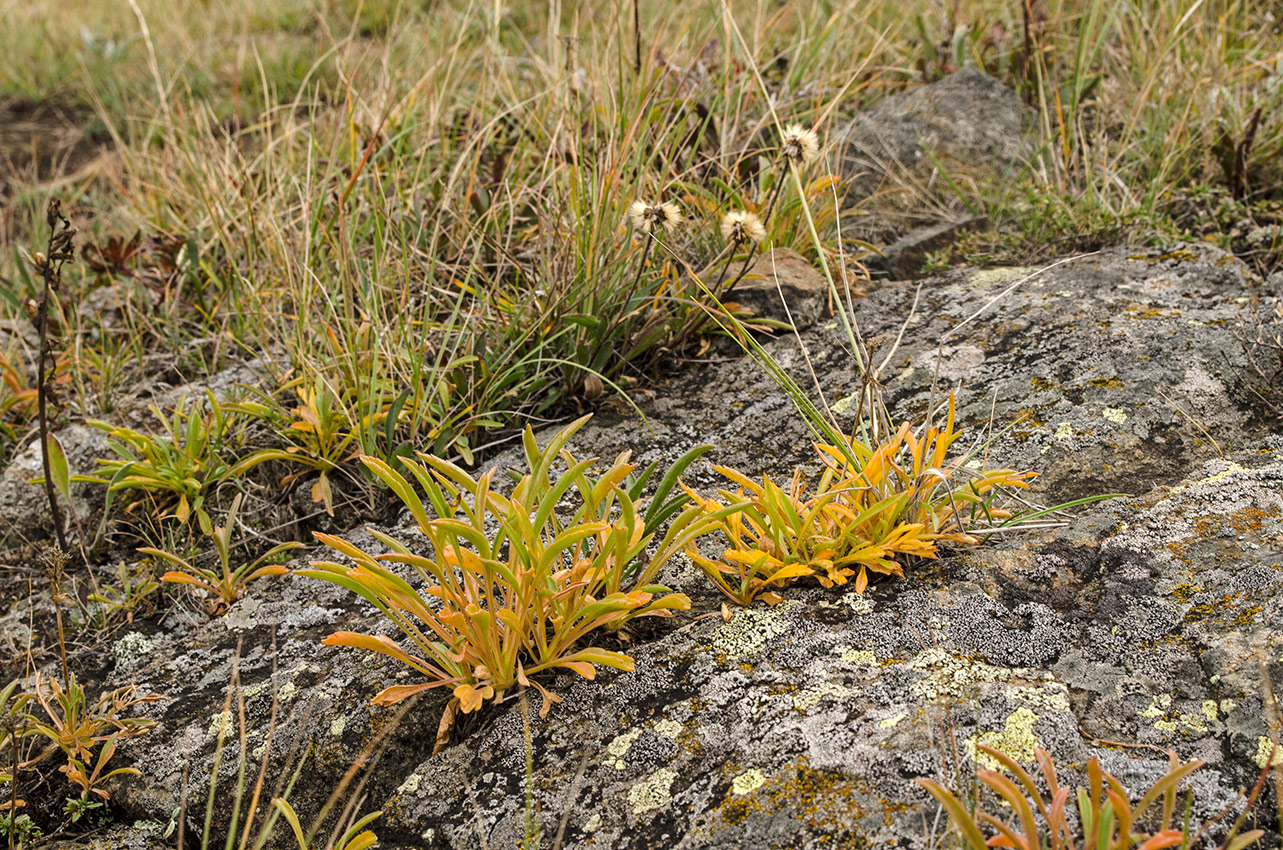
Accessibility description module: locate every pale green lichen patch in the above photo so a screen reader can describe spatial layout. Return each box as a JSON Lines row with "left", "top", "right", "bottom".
{"left": 397, "top": 771, "right": 423, "bottom": 795}
{"left": 1201, "top": 701, "right": 1218, "bottom": 722}
{"left": 583, "top": 813, "right": 602, "bottom": 833}
{"left": 629, "top": 767, "right": 677, "bottom": 813}
{"left": 1102, "top": 407, "right": 1128, "bottom": 424}
{"left": 113, "top": 632, "right": 156, "bottom": 670}
{"left": 1053, "top": 422, "right": 1073, "bottom": 441}
{"left": 968, "top": 267, "right": 1036, "bottom": 290}
{"left": 608, "top": 728, "right": 643, "bottom": 757}
{"left": 1173, "top": 461, "right": 1249, "bottom": 494}
{"left": 966, "top": 706, "right": 1041, "bottom": 768}
{"left": 732, "top": 768, "right": 766, "bottom": 795}
{"left": 1006, "top": 682, "right": 1070, "bottom": 713}
{"left": 1254, "top": 737, "right": 1282, "bottom": 769}
{"left": 711, "top": 602, "right": 796, "bottom": 657}
{"left": 906, "top": 647, "right": 1026, "bottom": 702}
{"left": 839, "top": 592, "right": 874, "bottom": 615}
{"left": 838, "top": 646, "right": 877, "bottom": 665}
{"left": 207, "top": 709, "right": 231, "bottom": 740}
{"left": 879, "top": 712, "right": 908, "bottom": 729}
{"left": 792, "top": 682, "right": 857, "bottom": 711}
{"left": 654, "top": 718, "right": 683, "bottom": 739}
{"left": 1139, "top": 694, "right": 1209, "bottom": 734}
{"left": 329, "top": 716, "right": 346, "bottom": 737}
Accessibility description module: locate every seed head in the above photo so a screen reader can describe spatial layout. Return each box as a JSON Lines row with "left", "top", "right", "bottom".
{"left": 781, "top": 124, "right": 821, "bottom": 164}
{"left": 628, "top": 200, "right": 683, "bottom": 234}
{"left": 720, "top": 210, "right": 766, "bottom": 244}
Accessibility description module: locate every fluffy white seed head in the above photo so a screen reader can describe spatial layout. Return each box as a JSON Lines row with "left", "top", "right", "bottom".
{"left": 628, "top": 200, "right": 683, "bottom": 234}
{"left": 720, "top": 210, "right": 766, "bottom": 244}
{"left": 781, "top": 124, "right": 821, "bottom": 164}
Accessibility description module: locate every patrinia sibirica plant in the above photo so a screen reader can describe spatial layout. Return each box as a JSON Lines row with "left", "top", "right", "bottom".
{"left": 683, "top": 394, "right": 1038, "bottom": 606}
{"left": 298, "top": 415, "right": 741, "bottom": 720}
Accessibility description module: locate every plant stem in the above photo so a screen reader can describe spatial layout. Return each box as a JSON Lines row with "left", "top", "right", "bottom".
{"left": 633, "top": 0, "right": 641, "bottom": 75}
{"left": 35, "top": 203, "right": 70, "bottom": 557}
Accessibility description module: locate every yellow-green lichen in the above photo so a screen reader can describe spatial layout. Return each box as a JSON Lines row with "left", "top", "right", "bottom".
{"left": 711, "top": 602, "right": 795, "bottom": 657}
{"left": 628, "top": 767, "right": 677, "bottom": 813}
{"left": 583, "top": 813, "right": 602, "bottom": 833}
{"left": 966, "top": 706, "right": 1041, "bottom": 767}
{"left": 1201, "top": 701, "right": 1218, "bottom": 723}
{"left": 968, "top": 267, "right": 1036, "bottom": 289}
{"left": 839, "top": 592, "right": 874, "bottom": 615}
{"left": 732, "top": 768, "right": 767, "bottom": 795}
{"left": 1006, "top": 682, "right": 1070, "bottom": 713}
{"left": 1139, "top": 694, "right": 1209, "bottom": 734}
{"left": 1102, "top": 407, "right": 1128, "bottom": 425}
{"left": 329, "top": 716, "right": 346, "bottom": 737}
{"left": 1053, "top": 422, "right": 1073, "bottom": 441}
{"left": 879, "top": 713, "right": 908, "bottom": 729}
{"left": 207, "top": 709, "right": 231, "bottom": 740}
{"left": 608, "top": 728, "right": 643, "bottom": 758}
{"left": 839, "top": 647, "right": 877, "bottom": 665}
{"left": 1254, "top": 737, "right": 1282, "bottom": 769}
{"left": 654, "top": 718, "right": 683, "bottom": 739}
{"left": 906, "top": 647, "right": 1022, "bottom": 702}
{"left": 397, "top": 771, "right": 423, "bottom": 795}
{"left": 1176, "top": 461, "right": 1248, "bottom": 493}
{"left": 792, "top": 682, "right": 857, "bottom": 711}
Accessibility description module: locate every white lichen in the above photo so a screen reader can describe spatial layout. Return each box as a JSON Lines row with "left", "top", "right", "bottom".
{"left": 113, "top": 631, "right": 156, "bottom": 670}
{"left": 397, "top": 771, "right": 423, "bottom": 795}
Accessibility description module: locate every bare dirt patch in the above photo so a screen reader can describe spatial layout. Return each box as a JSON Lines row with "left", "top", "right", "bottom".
{"left": 0, "top": 96, "right": 107, "bottom": 201}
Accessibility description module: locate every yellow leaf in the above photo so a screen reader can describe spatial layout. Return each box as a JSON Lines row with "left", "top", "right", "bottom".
{"left": 453, "top": 683, "right": 495, "bottom": 713}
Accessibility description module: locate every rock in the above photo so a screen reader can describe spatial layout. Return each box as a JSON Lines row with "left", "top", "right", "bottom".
{"left": 864, "top": 214, "right": 988, "bottom": 280}
{"left": 724, "top": 248, "right": 834, "bottom": 330}
{"left": 839, "top": 67, "right": 1032, "bottom": 238}
{"left": 30, "top": 244, "right": 1283, "bottom": 848}
{"left": 0, "top": 423, "right": 107, "bottom": 549}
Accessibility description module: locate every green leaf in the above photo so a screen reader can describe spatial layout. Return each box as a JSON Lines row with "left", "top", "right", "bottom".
{"left": 46, "top": 433, "right": 71, "bottom": 505}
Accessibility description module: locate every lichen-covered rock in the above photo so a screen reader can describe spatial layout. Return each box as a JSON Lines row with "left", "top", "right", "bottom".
{"left": 64, "top": 245, "right": 1282, "bottom": 848}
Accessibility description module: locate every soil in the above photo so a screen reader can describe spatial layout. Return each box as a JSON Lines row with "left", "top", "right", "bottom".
{"left": 0, "top": 96, "right": 108, "bottom": 204}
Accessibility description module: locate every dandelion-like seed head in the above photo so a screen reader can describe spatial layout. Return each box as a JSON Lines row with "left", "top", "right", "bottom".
{"left": 628, "top": 200, "right": 683, "bottom": 234}
{"left": 781, "top": 124, "right": 821, "bottom": 165}
{"left": 720, "top": 210, "right": 766, "bottom": 244}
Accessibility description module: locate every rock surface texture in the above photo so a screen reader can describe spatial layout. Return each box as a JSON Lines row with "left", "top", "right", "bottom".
{"left": 839, "top": 66, "right": 1033, "bottom": 266}
{"left": 25, "top": 245, "right": 1283, "bottom": 848}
